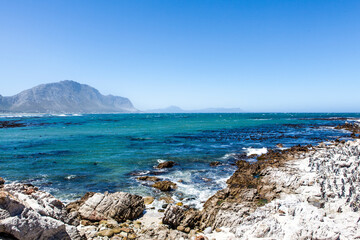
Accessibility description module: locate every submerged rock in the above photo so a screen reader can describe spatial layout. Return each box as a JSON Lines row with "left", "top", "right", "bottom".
{"left": 210, "top": 161, "right": 221, "bottom": 167}
{"left": 152, "top": 181, "right": 177, "bottom": 191}
{"left": 78, "top": 192, "right": 145, "bottom": 222}
{"left": 156, "top": 161, "right": 175, "bottom": 169}
{"left": 159, "top": 196, "right": 175, "bottom": 204}
{"left": 137, "top": 176, "right": 161, "bottom": 182}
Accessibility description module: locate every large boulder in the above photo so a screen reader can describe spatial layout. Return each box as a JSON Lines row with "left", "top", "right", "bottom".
{"left": 0, "top": 184, "right": 81, "bottom": 240}
{"left": 162, "top": 205, "right": 185, "bottom": 228}
{"left": 3, "top": 183, "right": 78, "bottom": 225}
{"left": 162, "top": 205, "right": 200, "bottom": 229}
{"left": 78, "top": 192, "right": 145, "bottom": 222}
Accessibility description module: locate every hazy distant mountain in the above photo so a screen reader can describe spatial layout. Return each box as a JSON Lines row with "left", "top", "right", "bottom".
{"left": 0, "top": 80, "right": 137, "bottom": 113}
{"left": 193, "top": 107, "right": 244, "bottom": 113}
{"left": 145, "top": 106, "right": 186, "bottom": 113}
{"left": 145, "top": 106, "right": 243, "bottom": 113}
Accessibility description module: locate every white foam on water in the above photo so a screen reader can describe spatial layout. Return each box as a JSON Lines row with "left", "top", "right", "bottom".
{"left": 160, "top": 170, "right": 232, "bottom": 209}
{"left": 138, "top": 170, "right": 151, "bottom": 175}
{"left": 156, "top": 159, "right": 167, "bottom": 163}
{"left": 243, "top": 147, "right": 267, "bottom": 156}
{"left": 221, "top": 153, "right": 237, "bottom": 160}
{"left": 64, "top": 175, "right": 77, "bottom": 180}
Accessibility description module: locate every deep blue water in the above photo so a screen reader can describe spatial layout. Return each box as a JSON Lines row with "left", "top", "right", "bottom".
{"left": 0, "top": 113, "right": 359, "bottom": 207}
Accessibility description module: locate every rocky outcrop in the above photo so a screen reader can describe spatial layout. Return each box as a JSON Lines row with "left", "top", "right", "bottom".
{"left": 209, "top": 161, "right": 221, "bottom": 167}
{"left": 335, "top": 122, "right": 360, "bottom": 137}
{"left": 0, "top": 183, "right": 81, "bottom": 240}
{"left": 77, "top": 192, "right": 145, "bottom": 222}
{"left": 0, "top": 121, "right": 26, "bottom": 129}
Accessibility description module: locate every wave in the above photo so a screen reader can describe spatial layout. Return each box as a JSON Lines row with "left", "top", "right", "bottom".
{"left": 243, "top": 147, "right": 267, "bottom": 156}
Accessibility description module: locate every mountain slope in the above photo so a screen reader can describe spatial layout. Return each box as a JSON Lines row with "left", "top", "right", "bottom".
{"left": 0, "top": 80, "right": 137, "bottom": 113}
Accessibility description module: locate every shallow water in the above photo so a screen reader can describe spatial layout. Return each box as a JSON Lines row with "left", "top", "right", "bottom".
{"left": 0, "top": 113, "right": 359, "bottom": 207}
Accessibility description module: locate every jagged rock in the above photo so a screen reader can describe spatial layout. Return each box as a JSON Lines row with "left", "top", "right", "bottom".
{"left": 66, "top": 192, "right": 95, "bottom": 213}
{"left": 162, "top": 205, "right": 200, "bottom": 230}
{"left": 137, "top": 176, "right": 161, "bottom": 182}
{"left": 3, "top": 183, "right": 76, "bottom": 225}
{"left": 157, "top": 161, "right": 175, "bottom": 169}
{"left": 162, "top": 205, "right": 185, "bottom": 228}
{"left": 78, "top": 192, "right": 145, "bottom": 222}
{"left": 152, "top": 181, "right": 177, "bottom": 191}
{"left": 0, "top": 185, "right": 81, "bottom": 240}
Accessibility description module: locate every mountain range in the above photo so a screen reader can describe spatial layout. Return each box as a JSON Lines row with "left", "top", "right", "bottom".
{"left": 0, "top": 80, "right": 137, "bottom": 113}
{"left": 145, "top": 105, "right": 243, "bottom": 113}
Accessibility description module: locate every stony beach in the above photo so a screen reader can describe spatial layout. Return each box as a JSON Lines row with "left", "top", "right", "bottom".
{"left": 1, "top": 122, "right": 360, "bottom": 239}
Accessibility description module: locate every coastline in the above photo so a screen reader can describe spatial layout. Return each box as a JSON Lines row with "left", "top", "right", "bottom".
{"left": 0, "top": 122, "right": 360, "bottom": 239}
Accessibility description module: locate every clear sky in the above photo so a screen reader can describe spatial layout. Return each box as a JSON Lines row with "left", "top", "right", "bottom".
{"left": 0, "top": 0, "right": 359, "bottom": 112}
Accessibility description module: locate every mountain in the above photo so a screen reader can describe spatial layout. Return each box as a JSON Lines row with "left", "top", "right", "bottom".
{"left": 192, "top": 107, "right": 244, "bottom": 113}
{"left": 145, "top": 106, "right": 186, "bottom": 113}
{"left": 0, "top": 80, "right": 137, "bottom": 113}
{"left": 145, "top": 106, "right": 243, "bottom": 113}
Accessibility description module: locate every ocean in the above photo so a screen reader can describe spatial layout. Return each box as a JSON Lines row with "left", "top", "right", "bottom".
{"left": 0, "top": 113, "right": 359, "bottom": 208}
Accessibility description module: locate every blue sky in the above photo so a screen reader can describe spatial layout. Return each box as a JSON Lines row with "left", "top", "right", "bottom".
{"left": 0, "top": 0, "right": 359, "bottom": 112}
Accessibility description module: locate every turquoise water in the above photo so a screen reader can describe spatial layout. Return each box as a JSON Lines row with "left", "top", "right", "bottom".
{"left": 0, "top": 113, "right": 359, "bottom": 206}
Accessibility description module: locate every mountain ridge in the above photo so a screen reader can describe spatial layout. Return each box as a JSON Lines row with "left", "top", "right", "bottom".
{"left": 145, "top": 105, "right": 243, "bottom": 113}
{"left": 0, "top": 80, "right": 137, "bottom": 113}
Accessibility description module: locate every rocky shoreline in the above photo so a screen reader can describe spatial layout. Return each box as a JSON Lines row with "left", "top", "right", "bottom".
{"left": 1, "top": 122, "right": 360, "bottom": 239}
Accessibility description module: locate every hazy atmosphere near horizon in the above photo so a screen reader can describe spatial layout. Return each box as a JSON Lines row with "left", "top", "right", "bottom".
{"left": 2, "top": 2, "right": 360, "bottom": 240}
{"left": 0, "top": 0, "right": 359, "bottom": 112}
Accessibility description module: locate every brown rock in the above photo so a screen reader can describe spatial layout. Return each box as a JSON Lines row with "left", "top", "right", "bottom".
{"left": 137, "top": 176, "right": 160, "bottom": 182}
{"left": 210, "top": 161, "right": 221, "bottom": 167}
{"left": 80, "top": 219, "right": 91, "bottom": 226}
{"left": 98, "top": 229, "right": 115, "bottom": 237}
{"left": 111, "top": 236, "right": 123, "bottom": 240}
{"left": 159, "top": 196, "right": 175, "bottom": 204}
{"left": 152, "top": 181, "right": 177, "bottom": 191}
{"left": 66, "top": 191, "right": 96, "bottom": 213}
{"left": 25, "top": 187, "right": 36, "bottom": 195}
{"left": 156, "top": 161, "right": 175, "bottom": 169}
{"left": 128, "top": 233, "right": 137, "bottom": 239}
{"left": 163, "top": 205, "right": 185, "bottom": 228}
{"left": 276, "top": 143, "right": 284, "bottom": 148}
{"left": 177, "top": 225, "right": 185, "bottom": 231}
{"left": 0, "top": 177, "right": 5, "bottom": 185}
{"left": 143, "top": 196, "right": 155, "bottom": 205}
{"left": 195, "top": 236, "right": 206, "bottom": 240}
